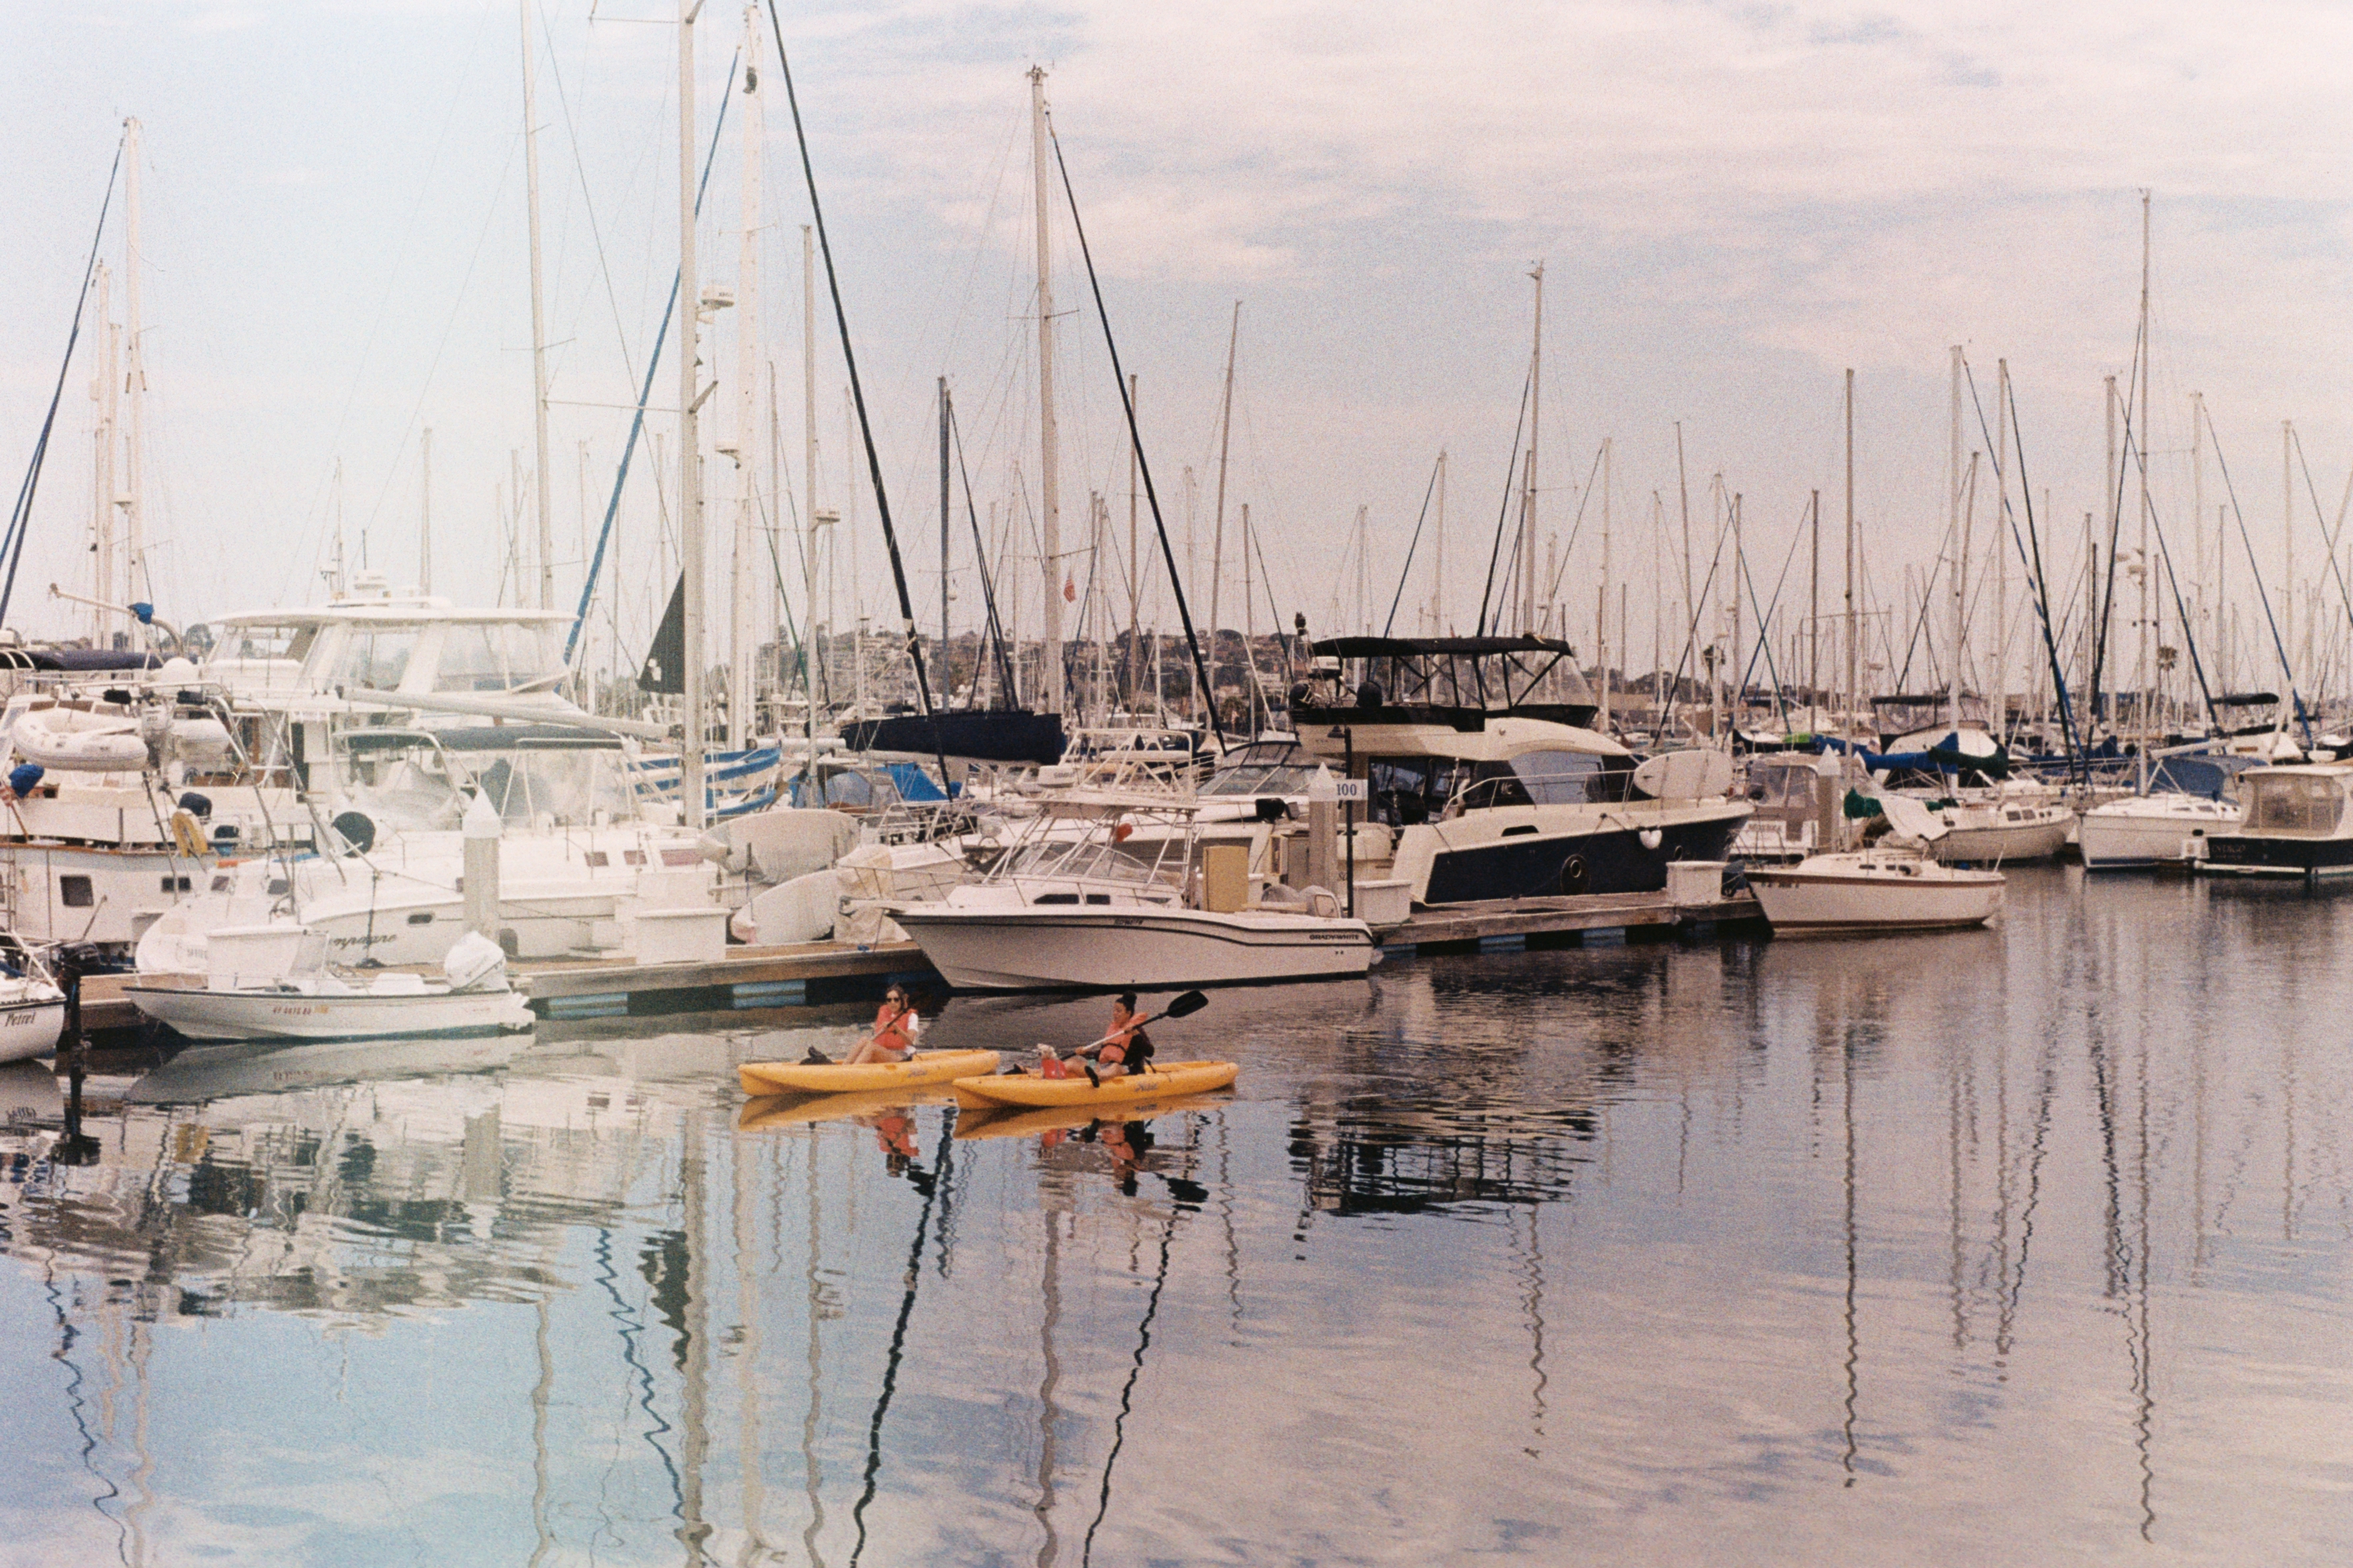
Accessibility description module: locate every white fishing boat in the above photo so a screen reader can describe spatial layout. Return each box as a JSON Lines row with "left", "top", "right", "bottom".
{"left": 1749, "top": 794, "right": 2004, "bottom": 934}
{"left": 890, "top": 793, "right": 1375, "bottom": 990}
{"left": 125, "top": 927, "right": 532, "bottom": 1042}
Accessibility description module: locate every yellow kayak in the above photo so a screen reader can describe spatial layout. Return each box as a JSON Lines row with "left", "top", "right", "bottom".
{"left": 951, "top": 1059, "right": 1239, "bottom": 1110}
{"left": 738, "top": 1086, "right": 958, "bottom": 1130}
{"left": 954, "top": 1094, "right": 1232, "bottom": 1141}
{"left": 738, "top": 1049, "right": 1001, "bottom": 1098}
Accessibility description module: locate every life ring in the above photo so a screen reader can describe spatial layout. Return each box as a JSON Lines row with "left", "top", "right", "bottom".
{"left": 168, "top": 810, "right": 209, "bottom": 858}
{"left": 1559, "top": 854, "right": 1590, "bottom": 894}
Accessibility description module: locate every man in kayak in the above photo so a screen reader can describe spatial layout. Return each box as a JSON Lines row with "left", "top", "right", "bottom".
{"left": 1081, "top": 992, "right": 1154, "bottom": 1087}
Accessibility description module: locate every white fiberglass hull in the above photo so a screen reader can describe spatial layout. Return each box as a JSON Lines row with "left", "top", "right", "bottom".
{"left": 1925, "top": 814, "right": 2073, "bottom": 866}
{"left": 125, "top": 984, "right": 534, "bottom": 1042}
{"left": 1749, "top": 854, "right": 2004, "bottom": 935}
{"left": 2079, "top": 798, "right": 2239, "bottom": 870}
{"left": 0, "top": 995, "right": 66, "bottom": 1064}
{"left": 891, "top": 905, "right": 1377, "bottom": 991}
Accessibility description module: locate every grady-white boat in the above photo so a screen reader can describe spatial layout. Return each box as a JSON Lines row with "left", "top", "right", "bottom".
{"left": 890, "top": 792, "right": 1376, "bottom": 990}
{"left": 1749, "top": 794, "right": 2005, "bottom": 935}
{"left": 125, "top": 927, "right": 533, "bottom": 1042}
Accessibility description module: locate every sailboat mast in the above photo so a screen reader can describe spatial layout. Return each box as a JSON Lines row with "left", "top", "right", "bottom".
{"left": 1522, "top": 262, "right": 1543, "bottom": 634}
{"left": 1432, "top": 448, "right": 1447, "bottom": 634}
{"left": 1843, "top": 369, "right": 1856, "bottom": 733}
{"left": 1209, "top": 302, "right": 1239, "bottom": 722}
{"left": 122, "top": 118, "right": 145, "bottom": 614}
{"left": 802, "top": 222, "right": 819, "bottom": 741}
{"left": 522, "top": 2, "right": 554, "bottom": 610}
{"left": 1127, "top": 372, "right": 1140, "bottom": 704}
{"left": 420, "top": 426, "right": 433, "bottom": 596}
{"left": 730, "top": 9, "right": 763, "bottom": 748}
{"left": 1030, "top": 66, "right": 1063, "bottom": 715}
{"left": 2136, "top": 192, "right": 2152, "bottom": 770}
{"left": 939, "top": 377, "right": 951, "bottom": 699}
{"left": 1600, "top": 437, "right": 1612, "bottom": 727}
{"left": 90, "top": 264, "right": 115, "bottom": 643}
{"left": 1949, "top": 344, "right": 1963, "bottom": 731}
{"left": 678, "top": 0, "right": 707, "bottom": 828}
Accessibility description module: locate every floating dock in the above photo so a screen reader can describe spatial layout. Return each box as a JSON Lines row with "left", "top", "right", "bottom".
{"left": 1379, "top": 890, "right": 1766, "bottom": 956}
{"left": 76, "top": 890, "right": 1766, "bottom": 1034}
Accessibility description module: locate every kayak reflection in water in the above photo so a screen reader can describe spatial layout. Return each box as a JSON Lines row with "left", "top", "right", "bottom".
{"left": 1037, "top": 1117, "right": 1207, "bottom": 1207}
{"left": 857, "top": 1106, "right": 935, "bottom": 1195}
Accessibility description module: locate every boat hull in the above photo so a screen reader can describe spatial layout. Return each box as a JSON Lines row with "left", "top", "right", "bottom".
{"left": 124, "top": 984, "right": 534, "bottom": 1042}
{"left": 2079, "top": 801, "right": 2238, "bottom": 870}
{"left": 0, "top": 998, "right": 66, "bottom": 1064}
{"left": 1403, "top": 805, "right": 1748, "bottom": 905}
{"left": 1749, "top": 862, "right": 2004, "bottom": 934}
{"left": 892, "top": 906, "right": 1376, "bottom": 991}
{"left": 2199, "top": 832, "right": 2353, "bottom": 878}
{"left": 1925, "top": 815, "right": 2073, "bottom": 866}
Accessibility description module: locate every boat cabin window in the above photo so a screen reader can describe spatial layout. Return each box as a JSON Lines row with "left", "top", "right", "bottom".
{"left": 2244, "top": 774, "right": 2345, "bottom": 835}
{"left": 332, "top": 628, "right": 421, "bottom": 692}
{"left": 1203, "top": 762, "right": 1319, "bottom": 797}
{"left": 1366, "top": 757, "right": 1467, "bottom": 826}
{"left": 436, "top": 622, "right": 566, "bottom": 693}
{"left": 1744, "top": 766, "right": 1819, "bottom": 810}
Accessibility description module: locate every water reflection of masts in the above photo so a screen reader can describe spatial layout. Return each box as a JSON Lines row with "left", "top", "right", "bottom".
{"left": 1840, "top": 1026, "right": 1859, "bottom": 1486}
{"left": 1034, "top": 1202, "right": 1066, "bottom": 1568}
{"left": 1512, "top": 1205, "right": 1548, "bottom": 1455}
{"left": 802, "top": 1134, "right": 828, "bottom": 1568}
{"left": 734, "top": 1112, "right": 770, "bottom": 1566}
{"left": 2131, "top": 1014, "right": 2157, "bottom": 1540}
{"left": 1081, "top": 1196, "right": 1183, "bottom": 1566}
{"left": 848, "top": 1118, "right": 956, "bottom": 1566}
{"left": 530, "top": 1294, "right": 555, "bottom": 1566}
{"left": 679, "top": 1116, "right": 715, "bottom": 1564}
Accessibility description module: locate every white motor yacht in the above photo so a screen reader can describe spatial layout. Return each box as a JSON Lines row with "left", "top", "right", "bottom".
{"left": 2199, "top": 763, "right": 2353, "bottom": 878}
{"left": 1288, "top": 637, "right": 1751, "bottom": 905}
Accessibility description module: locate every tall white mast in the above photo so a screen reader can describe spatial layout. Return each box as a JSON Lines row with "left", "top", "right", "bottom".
{"left": 802, "top": 223, "right": 820, "bottom": 745}
{"left": 1843, "top": 369, "right": 1856, "bottom": 731}
{"left": 1995, "top": 361, "right": 2011, "bottom": 742}
{"left": 1599, "top": 436, "right": 1611, "bottom": 727}
{"left": 2283, "top": 418, "right": 2294, "bottom": 697}
{"left": 419, "top": 426, "right": 433, "bottom": 595}
{"left": 729, "top": 7, "right": 763, "bottom": 750}
{"left": 1208, "top": 302, "right": 1239, "bottom": 717}
{"left": 90, "top": 263, "right": 116, "bottom": 644}
{"left": 122, "top": 118, "right": 146, "bottom": 613}
{"left": 1949, "top": 344, "right": 1963, "bottom": 731}
{"left": 1521, "top": 262, "right": 1543, "bottom": 634}
{"left": 2136, "top": 194, "right": 2152, "bottom": 769}
{"left": 1030, "top": 66, "right": 1063, "bottom": 714}
{"left": 678, "top": 0, "right": 707, "bottom": 828}
{"left": 521, "top": 3, "right": 554, "bottom": 611}
{"left": 1432, "top": 448, "right": 1447, "bottom": 634}
{"left": 2191, "top": 390, "right": 2205, "bottom": 697}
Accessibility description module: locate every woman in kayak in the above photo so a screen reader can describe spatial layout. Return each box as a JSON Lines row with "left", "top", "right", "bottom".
{"left": 841, "top": 986, "right": 918, "bottom": 1066}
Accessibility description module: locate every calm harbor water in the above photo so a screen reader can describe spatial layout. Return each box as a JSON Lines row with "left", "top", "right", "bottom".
{"left": 6, "top": 866, "right": 2353, "bottom": 1564}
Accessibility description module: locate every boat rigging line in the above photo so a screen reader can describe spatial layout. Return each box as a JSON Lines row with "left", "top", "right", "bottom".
{"left": 1043, "top": 115, "right": 1227, "bottom": 746}
{"left": 2199, "top": 398, "right": 2314, "bottom": 746}
{"left": 1, "top": 136, "right": 125, "bottom": 627}
{"left": 1475, "top": 369, "right": 1534, "bottom": 637}
{"left": 564, "top": 49, "right": 739, "bottom": 667}
{"left": 763, "top": 1, "right": 951, "bottom": 783}
{"left": 1379, "top": 452, "right": 1445, "bottom": 637}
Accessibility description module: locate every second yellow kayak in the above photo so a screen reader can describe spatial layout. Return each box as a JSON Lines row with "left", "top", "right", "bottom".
{"left": 738, "top": 1049, "right": 1001, "bottom": 1098}
{"left": 951, "top": 1059, "right": 1239, "bottom": 1109}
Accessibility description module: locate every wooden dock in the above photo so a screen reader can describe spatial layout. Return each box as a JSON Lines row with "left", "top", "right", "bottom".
{"left": 1379, "top": 890, "right": 1765, "bottom": 956}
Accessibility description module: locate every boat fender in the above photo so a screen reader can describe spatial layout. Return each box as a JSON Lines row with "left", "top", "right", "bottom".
{"left": 178, "top": 790, "right": 212, "bottom": 818}
{"left": 330, "top": 810, "right": 376, "bottom": 855}
{"left": 1639, "top": 828, "right": 1663, "bottom": 850}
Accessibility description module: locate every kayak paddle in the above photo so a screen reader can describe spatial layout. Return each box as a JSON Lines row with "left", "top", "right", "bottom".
{"left": 1067, "top": 990, "right": 1208, "bottom": 1058}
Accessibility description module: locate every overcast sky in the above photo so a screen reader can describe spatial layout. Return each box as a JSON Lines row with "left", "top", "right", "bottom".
{"left": 6, "top": 2, "right": 2350, "bottom": 691}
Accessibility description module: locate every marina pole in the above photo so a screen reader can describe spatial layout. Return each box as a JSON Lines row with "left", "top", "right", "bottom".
{"left": 678, "top": 0, "right": 707, "bottom": 829}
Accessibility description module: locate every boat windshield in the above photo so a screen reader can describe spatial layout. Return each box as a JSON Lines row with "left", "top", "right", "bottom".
{"left": 435, "top": 622, "right": 568, "bottom": 693}
{"left": 1447, "top": 751, "right": 1631, "bottom": 812}
{"left": 2241, "top": 773, "right": 2344, "bottom": 835}
{"left": 1203, "top": 762, "right": 1319, "bottom": 797}
{"left": 337, "top": 733, "right": 636, "bottom": 829}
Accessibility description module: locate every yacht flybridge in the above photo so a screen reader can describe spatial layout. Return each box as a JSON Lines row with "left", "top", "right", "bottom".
{"left": 1288, "top": 637, "right": 1749, "bottom": 905}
